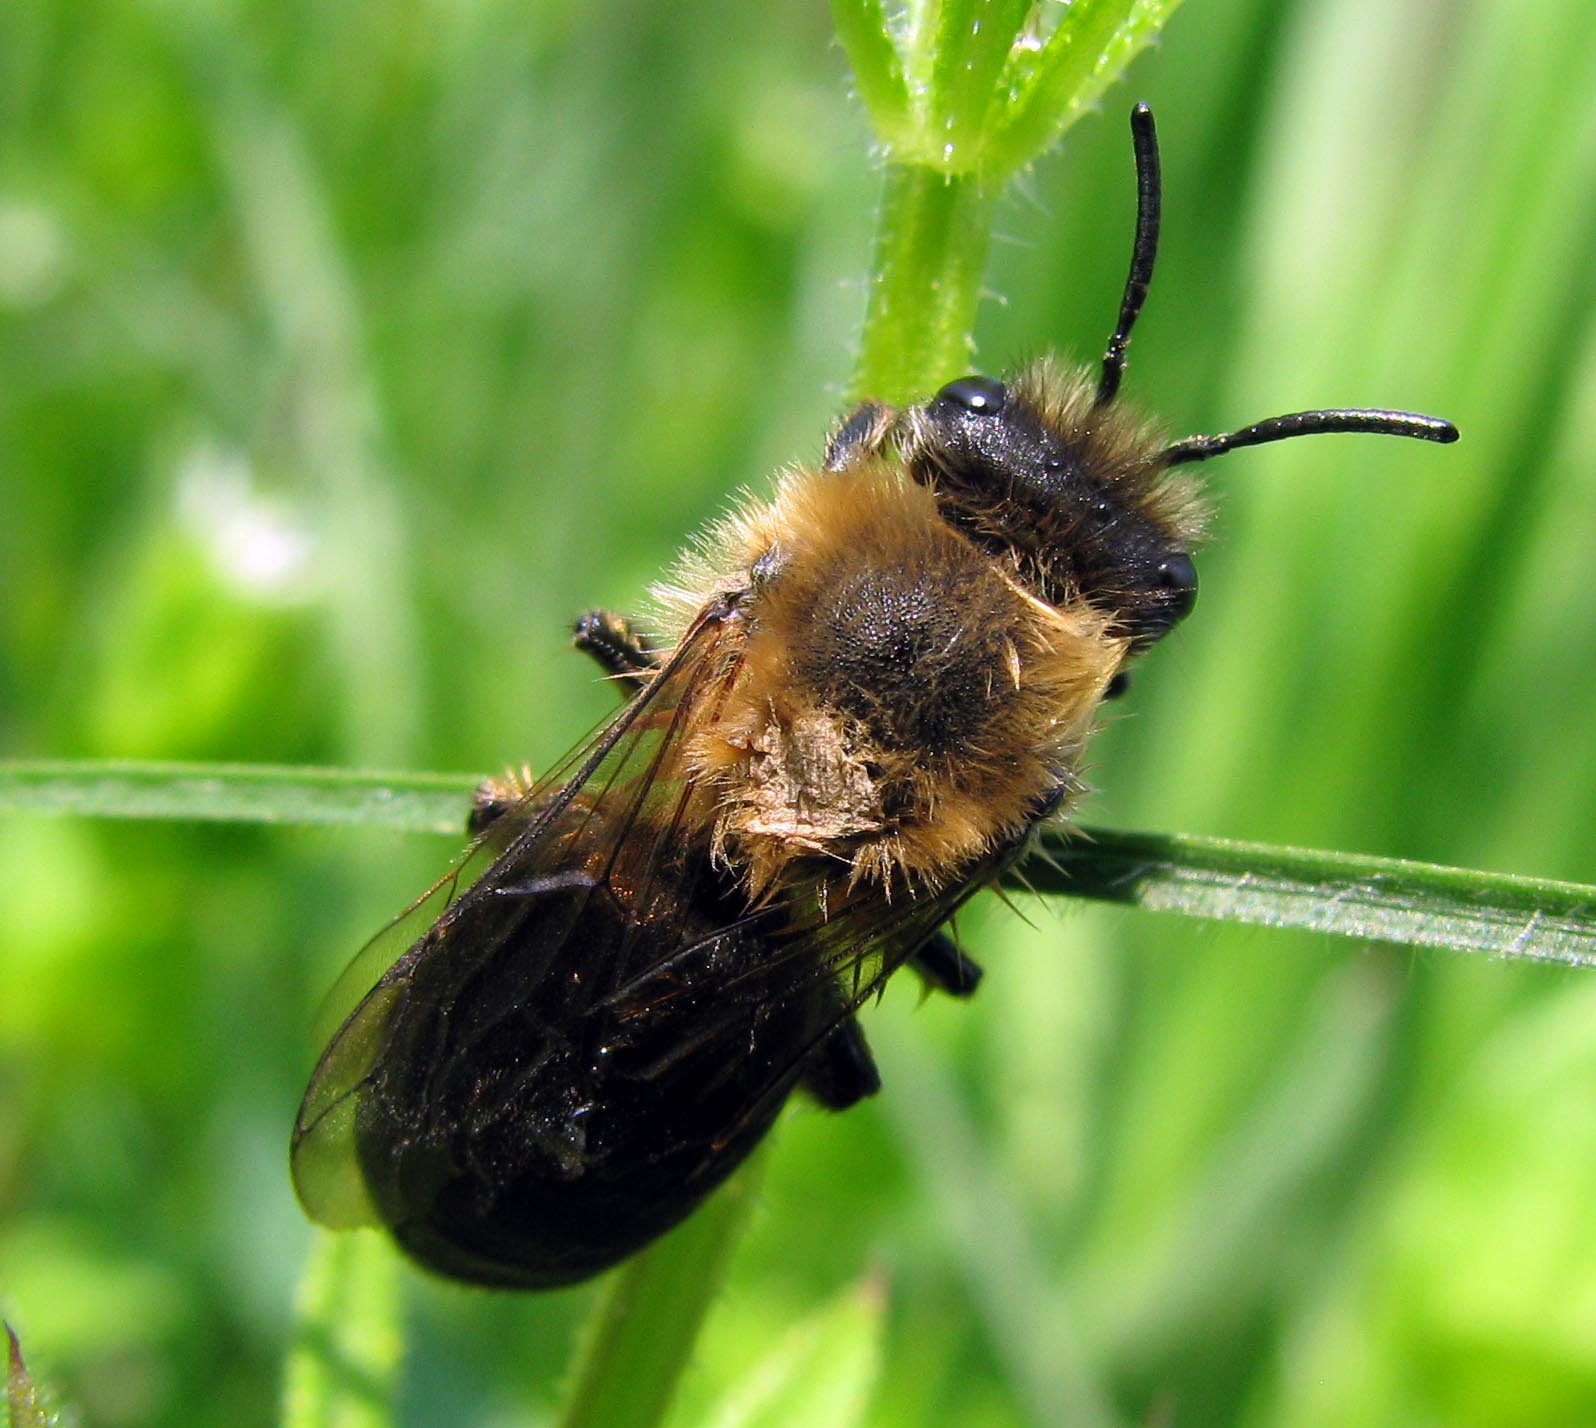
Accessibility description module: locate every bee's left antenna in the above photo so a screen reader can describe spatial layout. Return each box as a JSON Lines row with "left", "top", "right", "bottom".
{"left": 1096, "top": 103, "right": 1161, "bottom": 407}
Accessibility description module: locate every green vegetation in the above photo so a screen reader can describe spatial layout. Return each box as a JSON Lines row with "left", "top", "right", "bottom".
{"left": 4, "top": 0, "right": 1596, "bottom": 1425}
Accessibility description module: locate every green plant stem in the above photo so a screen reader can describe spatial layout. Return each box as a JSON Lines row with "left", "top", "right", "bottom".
{"left": 558, "top": 1154, "right": 763, "bottom": 1428}
{"left": 282, "top": 1232, "right": 401, "bottom": 1428}
{"left": 849, "top": 165, "right": 997, "bottom": 404}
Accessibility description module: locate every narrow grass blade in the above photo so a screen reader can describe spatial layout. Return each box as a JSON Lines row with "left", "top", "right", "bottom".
{"left": 875, "top": 1034, "right": 1119, "bottom": 1428}
{"left": 1032, "top": 827, "right": 1596, "bottom": 967}
{"left": 692, "top": 1276, "right": 886, "bottom": 1428}
{"left": 6, "top": 760, "right": 1594, "bottom": 965}
{"left": 0, "top": 759, "right": 466, "bottom": 835}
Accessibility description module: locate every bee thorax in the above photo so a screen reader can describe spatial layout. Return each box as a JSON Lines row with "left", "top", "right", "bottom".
{"left": 684, "top": 461, "right": 1127, "bottom": 895}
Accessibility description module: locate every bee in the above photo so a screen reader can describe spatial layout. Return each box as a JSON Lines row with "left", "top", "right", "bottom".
{"left": 290, "top": 104, "right": 1458, "bottom": 1289}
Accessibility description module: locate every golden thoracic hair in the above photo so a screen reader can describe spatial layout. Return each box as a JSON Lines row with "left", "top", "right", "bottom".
{"left": 657, "top": 454, "right": 1127, "bottom": 898}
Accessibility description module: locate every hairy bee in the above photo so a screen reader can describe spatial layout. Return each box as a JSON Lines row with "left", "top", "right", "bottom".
{"left": 291, "top": 104, "right": 1457, "bottom": 1289}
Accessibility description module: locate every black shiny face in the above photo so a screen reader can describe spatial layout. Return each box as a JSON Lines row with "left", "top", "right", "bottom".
{"left": 915, "top": 375, "right": 1198, "bottom": 647}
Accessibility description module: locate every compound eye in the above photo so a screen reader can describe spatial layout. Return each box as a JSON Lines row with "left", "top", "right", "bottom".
{"left": 936, "top": 375, "right": 1008, "bottom": 414}
{"left": 1156, "top": 553, "right": 1198, "bottom": 622}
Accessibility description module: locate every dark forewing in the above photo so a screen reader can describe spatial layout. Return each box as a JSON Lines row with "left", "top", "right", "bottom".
{"left": 291, "top": 593, "right": 1035, "bottom": 1280}
{"left": 289, "top": 602, "right": 749, "bottom": 1232}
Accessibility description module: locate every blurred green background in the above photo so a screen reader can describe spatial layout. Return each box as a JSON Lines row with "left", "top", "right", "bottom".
{"left": 4, "top": 0, "right": 1596, "bottom": 1424}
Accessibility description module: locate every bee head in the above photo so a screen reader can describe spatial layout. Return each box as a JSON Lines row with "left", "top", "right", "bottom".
{"left": 915, "top": 371, "right": 1199, "bottom": 649}
{"left": 901, "top": 103, "right": 1456, "bottom": 654}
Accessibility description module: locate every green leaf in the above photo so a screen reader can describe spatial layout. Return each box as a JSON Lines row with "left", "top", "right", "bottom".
{"left": 5, "top": 1325, "right": 58, "bottom": 1428}
{"left": 923, "top": 0, "right": 1035, "bottom": 169}
{"left": 992, "top": 0, "right": 1184, "bottom": 172}
{"left": 829, "top": 0, "right": 911, "bottom": 143}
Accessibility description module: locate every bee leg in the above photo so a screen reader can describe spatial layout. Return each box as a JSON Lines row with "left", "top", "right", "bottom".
{"left": 573, "top": 609, "right": 660, "bottom": 697}
{"left": 469, "top": 612, "right": 657, "bottom": 837}
{"left": 911, "top": 930, "right": 984, "bottom": 998}
{"left": 823, "top": 401, "right": 901, "bottom": 470}
{"left": 467, "top": 765, "right": 538, "bottom": 836}
{"left": 803, "top": 1013, "right": 882, "bottom": 1110}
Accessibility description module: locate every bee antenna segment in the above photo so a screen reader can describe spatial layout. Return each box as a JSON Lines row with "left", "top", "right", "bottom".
{"left": 1158, "top": 408, "right": 1460, "bottom": 466}
{"left": 1096, "top": 102, "right": 1162, "bottom": 407}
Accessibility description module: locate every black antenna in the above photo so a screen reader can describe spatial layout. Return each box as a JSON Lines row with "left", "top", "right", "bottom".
{"left": 1159, "top": 409, "right": 1459, "bottom": 466}
{"left": 1096, "top": 103, "right": 1161, "bottom": 407}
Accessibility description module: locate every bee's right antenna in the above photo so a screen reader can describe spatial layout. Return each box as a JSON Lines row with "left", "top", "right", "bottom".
{"left": 1096, "top": 102, "right": 1161, "bottom": 407}
{"left": 1158, "top": 408, "right": 1460, "bottom": 466}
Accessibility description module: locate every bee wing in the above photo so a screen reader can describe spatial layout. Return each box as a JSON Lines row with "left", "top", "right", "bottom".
{"left": 307, "top": 843, "right": 497, "bottom": 1052}
{"left": 290, "top": 600, "right": 750, "bottom": 1229}
{"left": 292, "top": 823, "right": 523, "bottom": 1228}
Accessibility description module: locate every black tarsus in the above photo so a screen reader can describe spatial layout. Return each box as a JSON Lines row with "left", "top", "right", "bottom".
{"left": 468, "top": 609, "right": 663, "bottom": 834}
{"left": 1097, "top": 102, "right": 1162, "bottom": 407}
{"left": 573, "top": 609, "right": 661, "bottom": 695}
{"left": 802, "top": 1014, "right": 883, "bottom": 1109}
{"left": 911, "top": 929, "right": 984, "bottom": 997}
{"left": 825, "top": 401, "right": 897, "bottom": 470}
{"left": 1160, "top": 409, "right": 1460, "bottom": 467}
